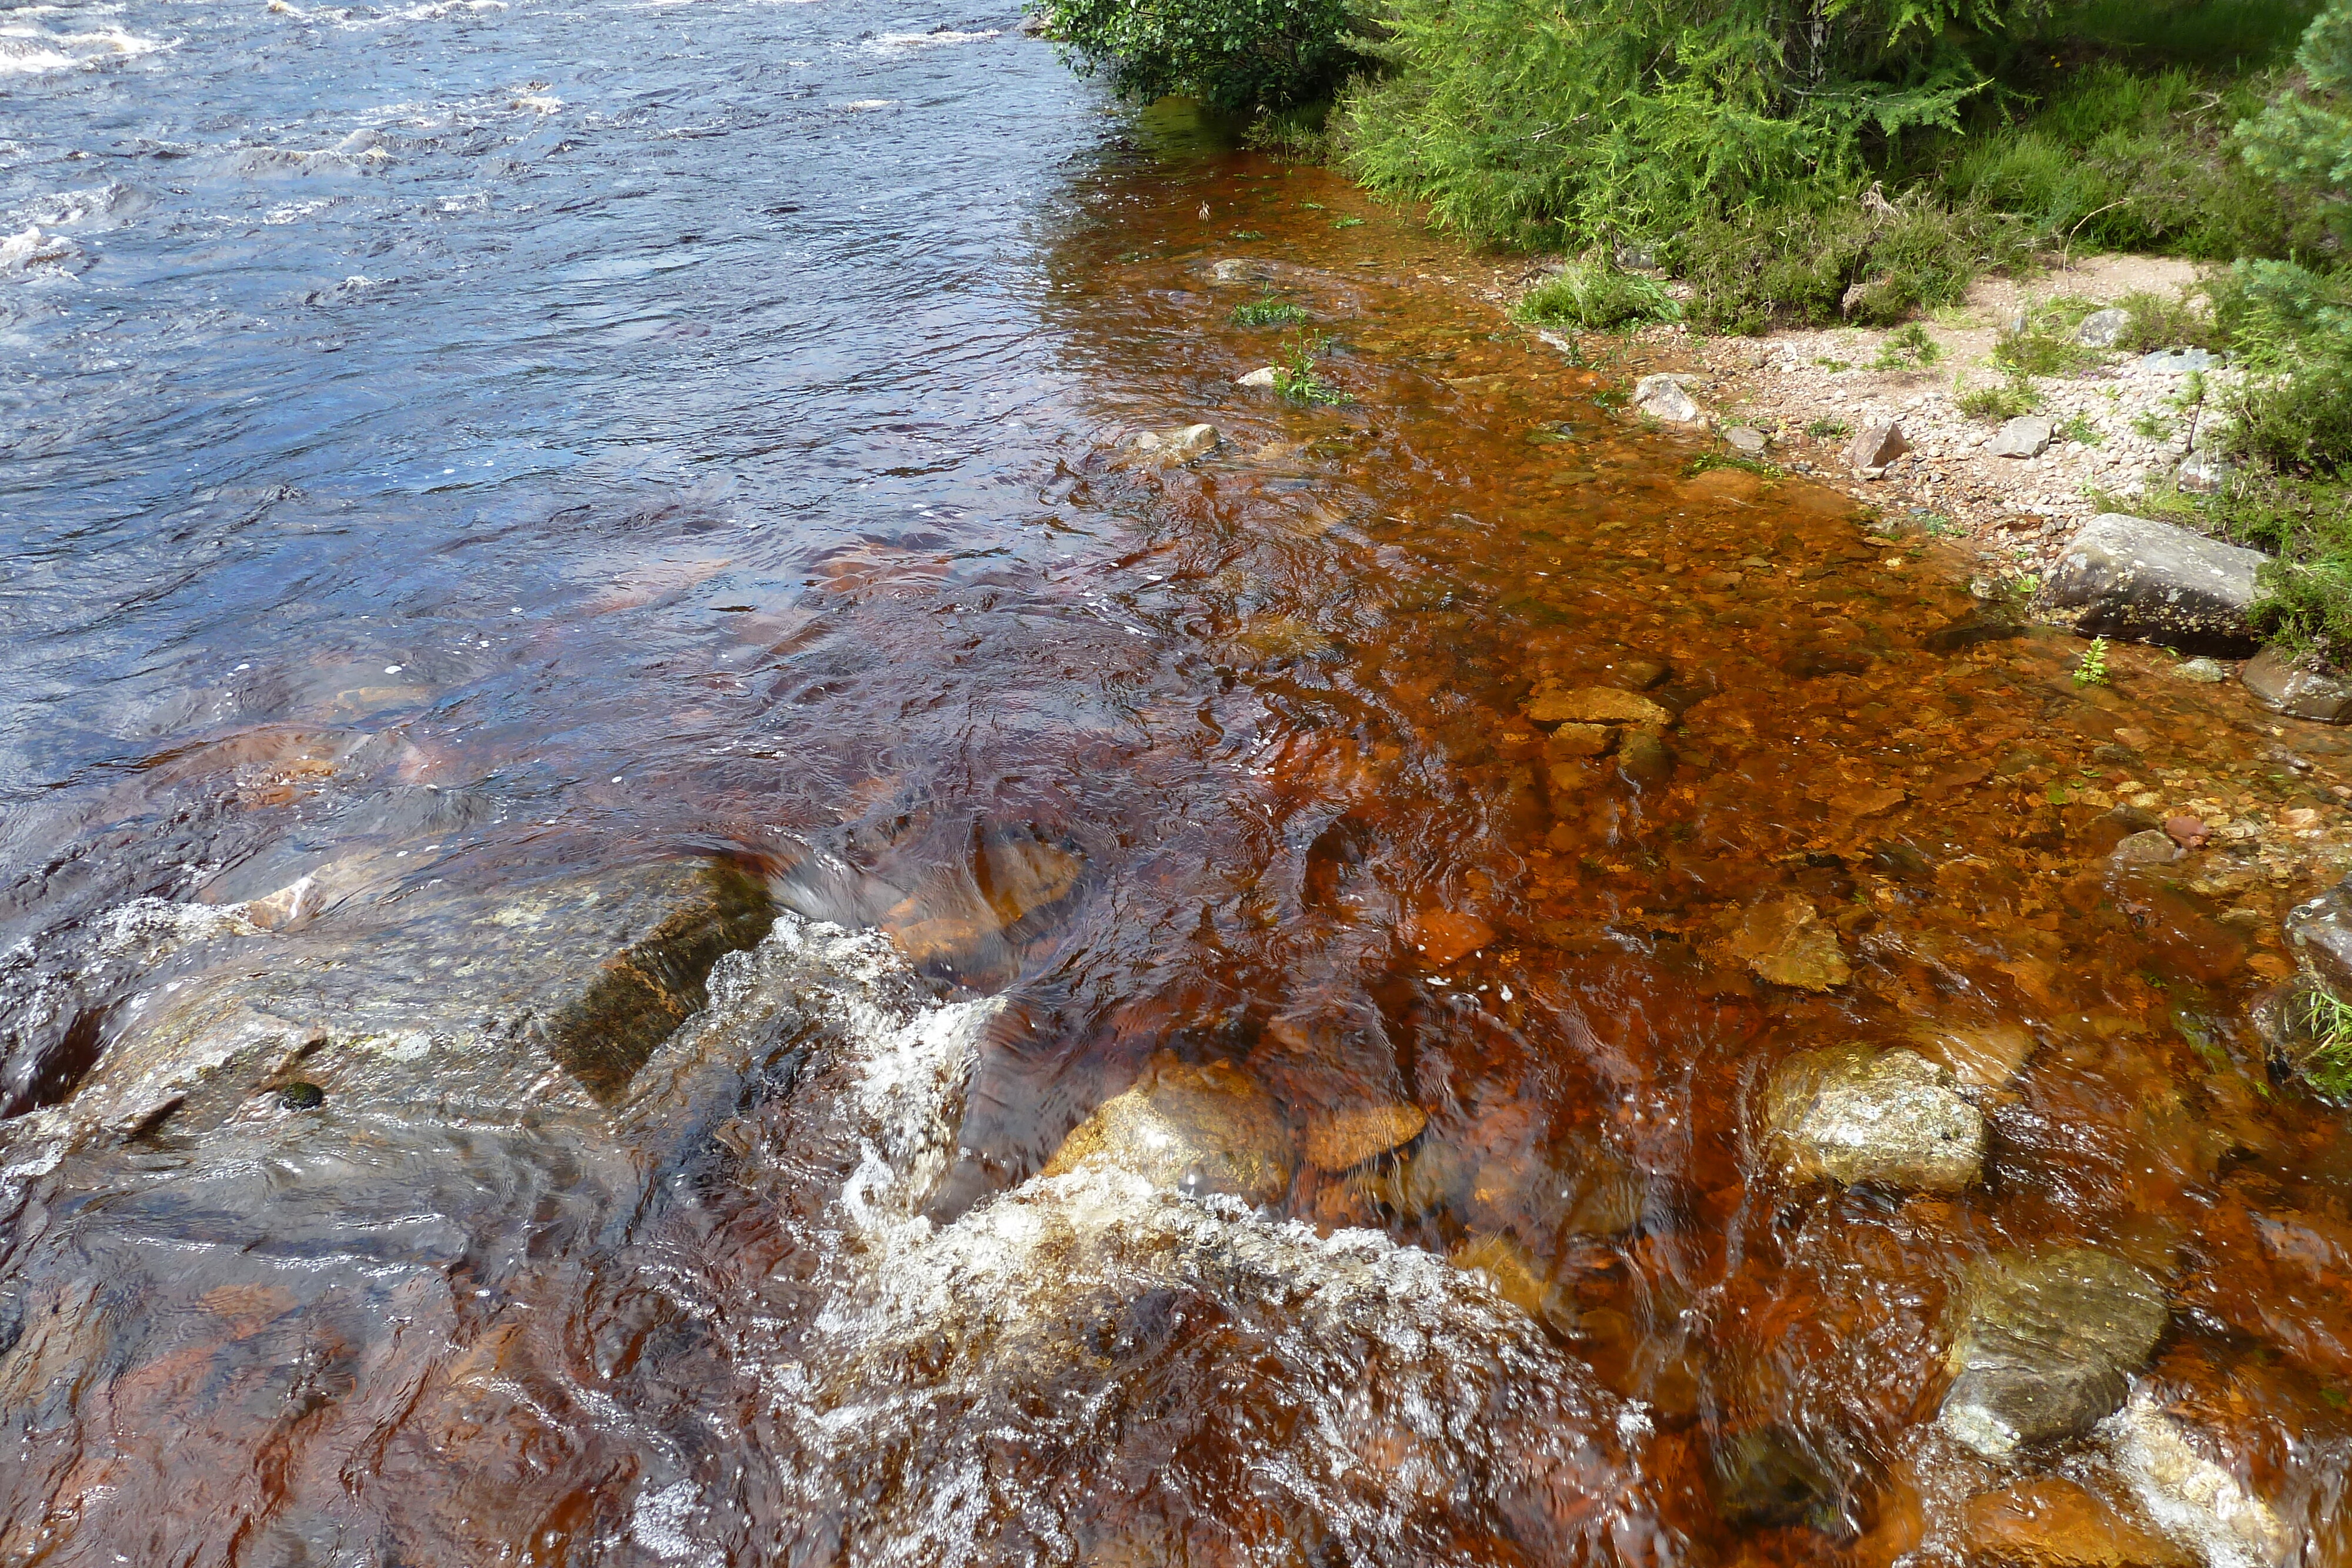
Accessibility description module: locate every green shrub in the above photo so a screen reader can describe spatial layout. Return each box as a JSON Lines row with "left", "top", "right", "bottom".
{"left": 2239, "top": 0, "right": 2352, "bottom": 203}
{"left": 2117, "top": 287, "right": 2221, "bottom": 350}
{"left": 1678, "top": 197, "right": 2029, "bottom": 332}
{"left": 1873, "top": 322, "right": 1944, "bottom": 368}
{"left": 1272, "top": 333, "right": 1350, "bottom": 403}
{"left": 1514, "top": 263, "right": 1681, "bottom": 330}
{"left": 1043, "top": 0, "right": 1362, "bottom": 113}
{"left": 2210, "top": 258, "right": 2352, "bottom": 471}
{"left": 1335, "top": 0, "right": 2023, "bottom": 254}
{"left": 1957, "top": 373, "right": 2039, "bottom": 419}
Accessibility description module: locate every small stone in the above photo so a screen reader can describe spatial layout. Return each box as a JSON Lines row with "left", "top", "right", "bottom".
{"left": 1959, "top": 1477, "right": 2192, "bottom": 1568}
{"left": 2162, "top": 815, "right": 2209, "bottom": 850}
{"left": 1764, "top": 1045, "right": 1984, "bottom": 1192}
{"left": 1632, "top": 374, "right": 1705, "bottom": 425}
{"left": 278, "top": 1081, "right": 326, "bottom": 1111}
{"left": 2241, "top": 645, "right": 2352, "bottom": 723}
{"left": 1846, "top": 419, "right": 1906, "bottom": 471}
{"left": 1165, "top": 422, "right": 1219, "bottom": 459}
{"left": 2114, "top": 829, "right": 2181, "bottom": 865}
{"left": 1720, "top": 895, "right": 1848, "bottom": 991}
{"left": 1990, "top": 417, "right": 2055, "bottom": 459}
{"left": 1451, "top": 1233, "right": 1560, "bottom": 1324}
{"left": 1522, "top": 685, "right": 1673, "bottom": 727}
{"left": 1041, "top": 1054, "right": 1295, "bottom": 1206}
{"left": 1210, "top": 258, "right": 1270, "bottom": 285}
{"left": 1406, "top": 910, "right": 1494, "bottom": 965}
{"left": 2074, "top": 308, "right": 2131, "bottom": 350}
{"left": 2171, "top": 656, "right": 2226, "bottom": 683}
{"left": 1828, "top": 785, "right": 1905, "bottom": 818}
{"left": 1303, "top": 1102, "right": 1428, "bottom": 1172}
{"left": 1940, "top": 1246, "right": 2169, "bottom": 1457}
{"left": 1723, "top": 426, "right": 1769, "bottom": 455}
{"left": 1237, "top": 366, "right": 1278, "bottom": 387}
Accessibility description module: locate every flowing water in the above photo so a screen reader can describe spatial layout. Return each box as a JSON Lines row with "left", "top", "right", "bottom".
{"left": 6, "top": 3, "right": 2352, "bottom": 1564}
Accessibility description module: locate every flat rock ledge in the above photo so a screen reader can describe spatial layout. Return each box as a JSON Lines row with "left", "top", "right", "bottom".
{"left": 2037, "top": 513, "right": 2264, "bottom": 656}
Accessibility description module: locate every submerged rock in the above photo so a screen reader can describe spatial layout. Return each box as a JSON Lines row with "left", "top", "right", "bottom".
{"left": 2241, "top": 646, "right": 2352, "bottom": 723}
{"left": 30, "top": 857, "right": 777, "bottom": 1136}
{"left": 1940, "top": 1247, "right": 2169, "bottom": 1457}
{"left": 1723, "top": 426, "right": 1769, "bottom": 455}
{"left": 2171, "top": 656, "right": 2227, "bottom": 684}
{"left": 1404, "top": 910, "right": 1494, "bottom": 965}
{"left": 1764, "top": 1045, "right": 1984, "bottom": 1192}
{"left": 2097, "top": 1389, "right": 2290, "bottom": 1568}
{"left": 1523, "top": 684, "right": 1673, "bottom": 728}
{"left": 1713, "top": 1426, "right": 1855, "bottom": 1533}
{"left": 1126, "top": 423, "right": 1220, "bottom": 462}
{"left": 1303, "top": 1102, "right": 1427, "bottom": 1173}
{"left": 881, "top": 829, "right": 1085, "bottom": 966}
{"left": 1041, "top": 1055, "right": 1296, "bottom": 1206}
{"left": 2284, "top": 874, "right": 2352, "bottom": 994}
{"left": 1958, "top": 1476, "right": 2191, "bottom": 1568}
{"left": 1719, "top": 895, "right": 1849, "bottom": 991}
{"left": 2038, "top": 513, "right": 2264, "bottom": 656}
{"left": 2114, "top": 829, "right": 2183, "bottom": 866}
{"left": 1237, "top": 366, "right": 1278, "bottom": 387}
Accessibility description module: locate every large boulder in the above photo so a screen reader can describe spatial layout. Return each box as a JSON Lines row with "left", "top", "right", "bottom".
{"left": 1940, "top": 1247, "right": 2169, "bottom": 1457}
{"left": 2037, "top": 513, "right": 2265, "bottom": 655}
{"left": 1763, "top": 1045, "right": 1984, "bottom": 1192}
{"left": 2284, "top": 874, "right": 2352, "bottom": 994}
{"left": 2241, "top": 646, "right": 2352, "bottom": 723}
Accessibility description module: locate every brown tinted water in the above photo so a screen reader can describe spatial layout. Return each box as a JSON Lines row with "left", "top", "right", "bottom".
{"left": 7, "top": 28, "right": 2352, "bottom": 1564}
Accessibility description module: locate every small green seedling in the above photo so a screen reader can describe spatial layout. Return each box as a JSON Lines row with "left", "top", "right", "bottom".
{"left": 2073, "top": 636, "right": 2110, "bottom": 686}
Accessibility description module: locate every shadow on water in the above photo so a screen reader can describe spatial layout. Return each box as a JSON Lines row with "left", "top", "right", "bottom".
{"left": 3, "top": 2, "right": 2352, "bottom": 1563}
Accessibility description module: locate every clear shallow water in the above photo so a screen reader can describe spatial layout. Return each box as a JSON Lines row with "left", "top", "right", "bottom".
{"left": 6, "top": 2, "right": 2352, "bottom": 1563}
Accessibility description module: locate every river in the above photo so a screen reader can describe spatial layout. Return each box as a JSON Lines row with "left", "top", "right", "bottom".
{"left": 4, "top": 2, "right": 2350, "bottom": 1564}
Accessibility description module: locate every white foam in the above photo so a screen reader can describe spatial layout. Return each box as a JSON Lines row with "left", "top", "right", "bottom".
{"left": 0, "top": 21, "right": 171, "bottom": 74}
{"left": 865, "top": 28, "right": 998, "bottom": 51}
{"left": 674, "top": 915, "right": 1649, "bottom": 1560}
{"left": 2100, "top": 1389, "right": 2292, "bottom": 1568}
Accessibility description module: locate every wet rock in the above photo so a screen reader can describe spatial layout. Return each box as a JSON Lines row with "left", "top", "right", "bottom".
{"left": 1237, "top": 366, "right": 1278, "bottom": 387}
{"left": 1847, "top": 419, "right": 1907, "bottom": 472}
{"left": 2161, "top": 815, "right": 2209, "bottom": 850}
{"left": 1522, "top": 683, "right": 1673, "bottom": 728}
{"left": 2114, "top": 830, "right": 2182, "bottom": 865}
{"left": 1041, "top": 1054, "right": 1295, "bottom": 1206}
{"left": 2284, "top": 875, "right": 2352, "bottom": 993}
{"left": 1632, "top": 374, "right": 1705, "bottom": 424}
{"left": 2097, "top": 1390, "right": 2290, "bottom": 1568}
{"left": 1989, "top": 417, "right": 2055, "bottom": 459}
{"left": 1724, "top": 426, "right": 1769, "bottom": 455}
{"left": 1905, "top": 1021, "right": 2036, "bottom": 1089}
{"left": 1545, "top": 723, "right": 1616, "bottom": 759}
{"left": 882, "top": 830, "right": 1085, "bottom": 966}
{"left": 2038, "top": 514, "right": 2263, "bottom": 656}
{"left": 1451, "top": 1233, "right": 1565, "bottom": 1326}
{"left": 2175, "top": 450, "right": 2230, "bottom": 494}
{"left": 1609, "top": 656, "right": 1671, "bottom": 690}
{"left": 2241, "top": 646, "right": 2352, "bottom": 723}
{"left": 1958, "top": 1476, "right": 2191, "bottom": 1568}
{"left": 2074, "top": 309, "right": 2132, "bottom": 350}
{"left": 1720, "top": 895, "right": 1849, "bottom": 991}
{"left": 36, "top": 858, "right": 778, "bottom": 1135}
{"left": 1940, "top": 1247, "right": 2169, "bottom": 1457}
{"left": 1304, "top": 1102, "right": 1427, "bottom": 1173}
{"left": 2170, "top": 656, "right": 2227, "bottom": 684}
{"left": 1128, "top": 423, "right": 1220, "bottom": 462}
{"left": 1209, "top": 258, "right": 1272, "bottom": 285}
{"left": 1405, "top": 910, "right": 1493, "bottom": 965}
{"left": 1618, "top": 728, "right": 1673, "bottom": 783}
{"left": 1765, "top": 1045, "right": 1984, "bottom": 1192}
{"left": 1017, "top": 7, "right": 1051, "bottom": 33}
{"left": 1714, "top": 1426, "right": 1854, "bottom": 1533}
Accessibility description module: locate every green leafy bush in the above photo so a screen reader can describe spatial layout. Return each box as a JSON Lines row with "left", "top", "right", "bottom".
{"left": 1043, "top": 0, "right": 1363, "bottom": 113}
{"left": 1678, "top": 197, "right": 2029, "bottom": 332}
{"left": 1514, "top": 263, "right": 1681, "bottom": 330}
{"left": 2239, "top": 0, "right": 2352, "bottom": 201}
{"left": 2210, "top": 258, "right": 2352, "bottom": 471}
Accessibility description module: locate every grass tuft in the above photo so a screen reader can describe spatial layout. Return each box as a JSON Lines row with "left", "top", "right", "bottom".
{"left": 1515, "top": 264, "right": 1682, "bottom": 332}
{"left": 1232, "top": 297, "right": 1311, "bottom": 328}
